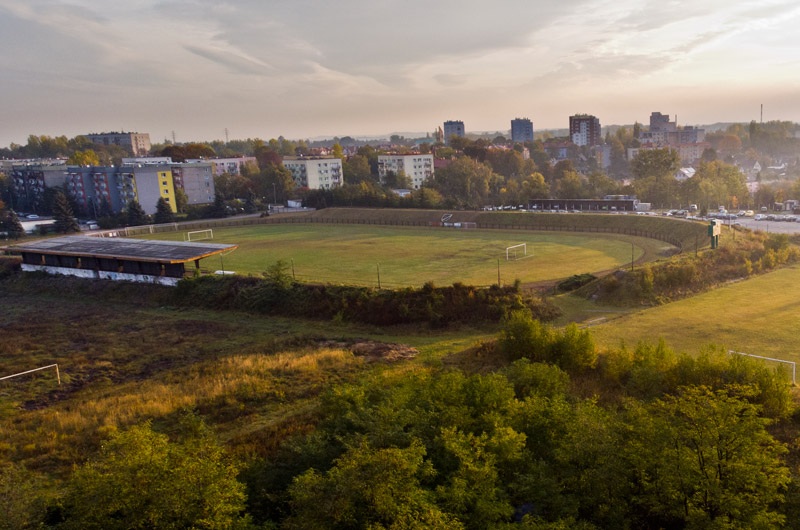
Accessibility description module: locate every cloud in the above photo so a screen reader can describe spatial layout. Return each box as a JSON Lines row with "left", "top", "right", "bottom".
{"left": 184, "top": 44, "right": 274, "bottom": 75}
{"left": 2, "top": 0, "right": 800, "bottom": 146}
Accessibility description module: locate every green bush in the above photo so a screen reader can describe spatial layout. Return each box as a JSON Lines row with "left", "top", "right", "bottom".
{"left": 557, "top": 274, "right": 596, "bottom": 293}
{"left": 501, "top": 359, "right": 570, "bottom": 399}
{"left": 499, "top": 313, "right": 596, "bottom": 371}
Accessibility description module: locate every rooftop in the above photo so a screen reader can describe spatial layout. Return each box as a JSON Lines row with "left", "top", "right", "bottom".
{"left": 5, "top": 235, "right": 237, "bottom": 264}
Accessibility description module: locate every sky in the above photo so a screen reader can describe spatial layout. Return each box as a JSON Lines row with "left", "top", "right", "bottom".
{"left": 1, "top": 0, "right": 799, "bottom": 148}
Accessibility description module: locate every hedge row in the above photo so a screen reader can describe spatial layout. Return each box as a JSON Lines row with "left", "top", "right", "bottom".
{"left": 589, "top": 232, "right": 800, "bottom": 305}
{"left": 173, "top": 276, "right": 561, "bottom": 327}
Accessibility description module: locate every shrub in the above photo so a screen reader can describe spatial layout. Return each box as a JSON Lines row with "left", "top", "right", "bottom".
{"left": 501, "top": 359, "right": 570, "bottom": 399}
{"left": 550, "top": 323, "right": 597, "bottom": 371}
{"left": 499, "top": 311, "right": 552, "bottom": 361}
{"left": 499, "top": 314, "right": 596, "bottom": 371}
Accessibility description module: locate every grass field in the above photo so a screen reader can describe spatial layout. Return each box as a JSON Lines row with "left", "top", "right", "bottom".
{"left": 588, "top": 264, "right": 800, "bottom": 363}
{"left": 144, "top": 224, "right": 654, "bottom": 287}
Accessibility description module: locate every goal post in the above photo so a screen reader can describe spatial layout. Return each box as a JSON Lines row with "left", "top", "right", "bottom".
{"left": 185, "top": 229, "right": 213, "bottom": 242}
{"left": 506, "top": 243, "right": 527, "bottom": 261}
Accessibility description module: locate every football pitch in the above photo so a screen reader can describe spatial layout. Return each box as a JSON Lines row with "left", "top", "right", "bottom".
{"left": 147, "top": 224, "right": 647, "bottom": 288}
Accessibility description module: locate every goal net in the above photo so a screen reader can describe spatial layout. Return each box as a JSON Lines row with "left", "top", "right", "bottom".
{"left": 506, "top": 243, "right": 527, "bottom": 261}
{"left": 185, "top": 229, "right": 213, "bottom": 242}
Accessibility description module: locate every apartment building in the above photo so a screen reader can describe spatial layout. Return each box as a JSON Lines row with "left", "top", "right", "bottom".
{"left": 283, "top": 156, "right": 343, "bottom": 189}
{"left": 377, "top": 154, "right": 434, "bottom": 189}
{"left": 511, "top": 118, "right": 534, "bottom": 144}
{"left": 569, "top": 114, "right": 601, "bottom": 147}
{"left": 15, "top": 160, "right": 214, "bottom": 216}
{"left": 185, "top": 156, "right": 257, "bottom": 177}
{"left": 443, "top": 120, "right": 466, "bottom": 144}
{"left": 86, "top": 132, "right": 152, "bottom": 156}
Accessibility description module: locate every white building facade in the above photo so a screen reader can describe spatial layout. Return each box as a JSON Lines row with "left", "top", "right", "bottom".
{"left": 283, "top": 157, "right": 343, "bottom": 189}
{"left": 186, "top": 157, "right": 257, "bottom": 176}
{"left": 377, "top": 154, "right": 434, "bottom": 189}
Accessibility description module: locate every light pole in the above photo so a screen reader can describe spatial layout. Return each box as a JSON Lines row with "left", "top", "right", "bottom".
{"left": 631, "top": 241, "right": 634, "bottom": 272}
{"left": 273, "top": 183, "right": 277, "bottom": 205}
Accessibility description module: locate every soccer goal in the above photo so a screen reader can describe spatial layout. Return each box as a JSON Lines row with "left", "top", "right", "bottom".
{"left": 506, "top": 243, "right": 527, "bottom": 261}
{"left": 185, "top": 229, "right": 213, "bottom": 242}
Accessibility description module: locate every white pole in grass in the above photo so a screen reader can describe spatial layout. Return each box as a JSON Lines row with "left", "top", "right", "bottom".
{"left": 728, "top": 350, "right": 796, "bottom": 385}
{"left": 0, "top": 364, "right": 61, "bottom": 385}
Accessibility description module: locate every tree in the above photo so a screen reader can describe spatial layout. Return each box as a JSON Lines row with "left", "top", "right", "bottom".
{"left": 342, "top": 154, "right": 374, "bottom": 184}
{"left": 433, "top": 157, "right": 494, "bottom": 207}
{"left": 519, "top": 172, "right": 550, "bottom": 201}
{"left": 67, "top": 149, "right": 100, "bottom": 166}
{"left": 286, "top": 440, "right": 459, "bottom": 529}
{"left": 411, "top": 187, "right": 444, "bottom": 208}
{"left": 153, "top": 197, "right": 175, "bottom": 224}
{"left": 59, "top": 418, "right": 251, "bottom": 530}
{"left": 383, "top": 170, "right": 412, "bottom": 189}
{"left": 623, "top": 386, "right": 790, "bottom": 529}
{"left": 5, "top": 210, "right": 24, "bottom": 239}
{"left": 159, "top": 142, "right": 216, "bottom": 162}
{"left": 126, "top": 200, "right": 149, "bottom": 226}
{"left": 243, "top": 191, "right": 258, "bottom": 213}
{"left": 206, "top": 192, "right": 229, "bottom": 219}
{"left": 486, "top": 149, "right": 525, "bottom": 178}
{"left": 53, "top": 191, "right": 80, "bottom": 233}
{"left": 554, "top": 171, "right": 587, "bottom": 199}
{"left": 631, "top": 148, "right": 680, "bottom": 180}
{"left": 0, "top": 462, "right": 46, "bottom": 530}
{"left": 683, "top": 161, "right": 749, "bottom": 211}
{"left": 174, "top": 187, "right": 189, "bottom": 213}
{"left": 214, "top": 173, "right": 252, "bottom": 200}
{"left": 3, "top": 210, "right": 25, "bottom": 239}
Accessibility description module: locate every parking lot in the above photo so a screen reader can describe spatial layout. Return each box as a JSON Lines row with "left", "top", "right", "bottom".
{"left": 726, "top": 216, "right": 800, "bottom": 234}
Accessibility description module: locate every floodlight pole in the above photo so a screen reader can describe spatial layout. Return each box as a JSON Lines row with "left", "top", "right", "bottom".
{"left": 497, "top": 259, "right": 501, "bottom": 286}
{"left": 377, "top": 263, "right": 381, "bottom": 289}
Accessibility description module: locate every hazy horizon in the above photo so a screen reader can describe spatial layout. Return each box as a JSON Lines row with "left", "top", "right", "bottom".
{"left": 2, "top": 1, "right": 799, "bottom": 147}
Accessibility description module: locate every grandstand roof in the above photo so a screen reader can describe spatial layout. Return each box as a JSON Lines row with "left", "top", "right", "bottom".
{"left": 6, "top": 235, "right": 237, "bottom": 264}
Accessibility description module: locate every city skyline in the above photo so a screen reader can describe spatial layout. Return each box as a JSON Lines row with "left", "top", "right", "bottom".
{"left": 1, "top": 0, "right": 799, "bottom": 148}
